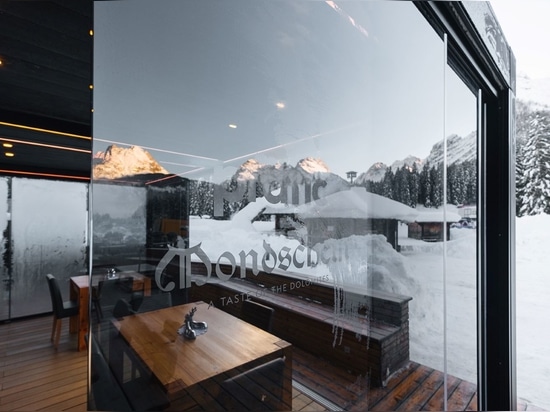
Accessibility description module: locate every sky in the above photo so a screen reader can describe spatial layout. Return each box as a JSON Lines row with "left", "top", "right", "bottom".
{"left": 93, "top": 1, "right": 548, "bottom": 182}
{"left": 490, "top": 1, "right": 550, "bottom": 107}
{"left": 93, "top": 1, "right": 476, "bottom": 182}
{"left": 490, "top": 0, "right": 550, "bottom": 80}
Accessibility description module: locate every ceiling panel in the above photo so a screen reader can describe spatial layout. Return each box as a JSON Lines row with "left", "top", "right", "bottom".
{"left": 0, "top": 1, "right": 92, "bottom": 180}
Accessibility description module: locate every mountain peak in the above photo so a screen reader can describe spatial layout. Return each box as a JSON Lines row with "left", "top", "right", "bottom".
{"left": 425, "top": 132, "right": 476, "bottom": 166}
{"left": 93, "top": 144, "right": 169, "bottom": 179}
{"left": 296, "top": 157, "right": 331, "bottom": 174}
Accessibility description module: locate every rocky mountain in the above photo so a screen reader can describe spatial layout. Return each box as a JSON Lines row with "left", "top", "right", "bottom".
{"left": 424, "top": 131, "right": 477, "bottom": 166}
{"left": 356, "top": 156, "right": 424, "bottom": 185}
{"left": 356, "top": 132, "right": 476, "bottom": 185}
{"left": 355, "top": 162, "right": 387, "bottom": 184}
{"left": 93, "top": 145, "right": 169, "bottom": 179}
{"left": 228, "top": 157, "right": 349, "bottom": 200}
{"left": 296, "top": 157, "right": 331, "bottom": 174}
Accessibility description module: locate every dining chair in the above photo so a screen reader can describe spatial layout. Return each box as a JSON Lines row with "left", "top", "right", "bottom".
{"left": 136, "top": 292, "right": 172, "bottom": 313}
{"left": 107, "top": 327, "right": 170, "bottom": 411}
{"left": 95, "top": 278, "right": 135, "bottom": 320}
{"left": 89, "top": 334, "right": 132, "bottom": 411}
{"left": 46, "top": 274, "right": 79, "bottom": 349}
{"left": 241, "top": 299, "right": 275, "bottom": 333}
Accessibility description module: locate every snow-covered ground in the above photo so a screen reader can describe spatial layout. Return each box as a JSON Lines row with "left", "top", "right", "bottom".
{"left": 516, "top": 215, "right": 550, "bottom": 410}
{"left": 189, "top": 208, "right": 550, "bottom": 410}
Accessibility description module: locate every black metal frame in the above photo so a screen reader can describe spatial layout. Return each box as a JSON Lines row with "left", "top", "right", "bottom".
{"left": 415, "top": 2, "right": 516, "bottom": 410}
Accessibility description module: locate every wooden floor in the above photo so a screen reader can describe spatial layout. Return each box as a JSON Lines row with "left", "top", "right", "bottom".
{"left": 0, "top": 315, "right": 324, "bottom": 411}
{"left": 0, "top": 315, "right": 541, "bottom": 411}
{"left": 0, "top": 315, "right": 87, "bottom": 411}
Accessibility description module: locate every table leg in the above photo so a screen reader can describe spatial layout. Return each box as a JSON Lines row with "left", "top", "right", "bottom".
{"left": 278, "top": 341, "right": 293, "bottom": 411}
{"left": 69, "top": 279, "right": 89, "bottom": 351}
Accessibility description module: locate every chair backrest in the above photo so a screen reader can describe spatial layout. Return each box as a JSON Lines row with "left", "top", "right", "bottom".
{"left": 241, "top": 300, "right": 274, "bottom": 333}
{"left": 137, "top": 292, "right": 172, "bottom": 313}
{"left": 46, "top": 274, "right": 64, "bottom": 318}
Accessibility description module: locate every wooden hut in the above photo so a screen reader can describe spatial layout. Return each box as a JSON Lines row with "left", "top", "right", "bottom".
{"left": 265, "top": 187, "right": 418, "bottom": 250}
{"left": 408, "top": 209, "right": 461, "bottom": 242}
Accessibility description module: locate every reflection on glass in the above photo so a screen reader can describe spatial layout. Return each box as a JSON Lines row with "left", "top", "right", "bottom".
{"left": 91, "top": 1, "right": 480, "bottom": 410}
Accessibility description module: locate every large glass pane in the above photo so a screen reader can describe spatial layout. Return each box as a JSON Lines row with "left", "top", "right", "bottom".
{"left": 444, "top": 63, "right": 479, "bottom": 407}
{"left": 92, "top": 1, "right": 461, "bottom": 410}
{"left": 10, "top": 178, "right": 88, "bottom": 318}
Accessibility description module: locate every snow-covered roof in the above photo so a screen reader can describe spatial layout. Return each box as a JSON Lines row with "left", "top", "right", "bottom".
{"left": 415, "top": 209, "right": 461, "bottom": 223}
{"left": 266, "top": 187, "right": 418, "bottom": 221}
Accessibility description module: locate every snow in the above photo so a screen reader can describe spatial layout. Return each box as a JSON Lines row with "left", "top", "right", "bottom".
{"left": 518, "top": 73, "right": 550, "bottom": 110}
{"left": 189, "top": 207, "right": 550, "bottom": 410}
{"left": 291, "top": 187, "right": 418, "bottom": 221}
{"left": 414, "top": 207, "right": 461, "bottom": 223}
{"left": 516, "top": 214, "right": 550, "bottom": 410}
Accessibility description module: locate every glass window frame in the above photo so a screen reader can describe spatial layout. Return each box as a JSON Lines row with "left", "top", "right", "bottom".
{"left": 415, "top": 2, "right": 516, "bottom": 410}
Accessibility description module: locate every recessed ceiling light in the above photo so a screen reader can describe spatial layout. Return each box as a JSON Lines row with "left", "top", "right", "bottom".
{"left": 4, "top": 152, "right": 14, "bottom": 157}
{"left": 228, "top": 124, "right": 237, "bottom": 129}
{"left": 89, "top": 29, "right": 94, "bottom": 36}
{"left": 89, "top": 84, "right": 94, "bottom": 90}
{"left": 275, "top": 102, "right": 285, "bottom": 109}
{"left": 2, "top": 143, "right": 13, "bottom": 148}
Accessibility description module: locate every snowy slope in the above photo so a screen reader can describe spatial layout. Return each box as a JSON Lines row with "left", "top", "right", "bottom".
{"left": 517, "top": 72, "right": 550, "bottom": 110}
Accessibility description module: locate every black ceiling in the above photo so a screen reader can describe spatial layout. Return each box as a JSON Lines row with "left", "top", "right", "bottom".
{"left": 0, "top": 0, "right": 92, "bottom": 180}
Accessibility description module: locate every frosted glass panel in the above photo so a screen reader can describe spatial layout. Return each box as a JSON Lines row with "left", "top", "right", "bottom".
{"left": 10, "top": 178, "right": 87, "bottom": 318}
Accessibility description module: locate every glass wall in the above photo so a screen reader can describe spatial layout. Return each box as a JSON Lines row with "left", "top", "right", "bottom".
{"left": 0, "top": 177, "right": 88, "bottom": 321}
{"left": 91, "top": 1, "right": 479, "bottom": 410}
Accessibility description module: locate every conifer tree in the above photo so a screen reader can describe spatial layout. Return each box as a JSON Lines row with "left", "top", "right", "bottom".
{"left": 516, "top": 111, "right": 550, "bottom": 216}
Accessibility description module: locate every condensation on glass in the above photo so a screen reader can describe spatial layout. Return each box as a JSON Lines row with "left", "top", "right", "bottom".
{"left": 91, "top": 1, "right": 478, "bottom": 410}
{"left": 0, "top": 178, "right": 88, "bottom": 320}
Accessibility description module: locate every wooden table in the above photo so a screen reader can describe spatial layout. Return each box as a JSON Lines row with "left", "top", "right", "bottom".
{"left": 69, "top": 272, "right": 151, "bottom": 351}
{"left": 113, "top": 301, "right": 292, "bottom": 410}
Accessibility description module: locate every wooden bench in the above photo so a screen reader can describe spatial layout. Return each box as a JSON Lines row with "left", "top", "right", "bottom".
{"left": 189, "top": 263, "right": 412, "bottom": 387}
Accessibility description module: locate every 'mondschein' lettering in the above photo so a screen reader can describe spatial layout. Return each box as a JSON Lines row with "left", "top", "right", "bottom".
{"left": 213, "top": 177, "right": 327, "bottom": 217}
{"left": 154, "top": 240, "right": 345, "bottom": 291}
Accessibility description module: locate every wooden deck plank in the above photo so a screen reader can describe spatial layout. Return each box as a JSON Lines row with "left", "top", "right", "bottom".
{"left": 423, "top": 373, "right": 461, "bottom": 411}
{"left": 467, "top": 392, "right": 478, "bottom": 411}
{"left": 395, "top": 369, "right": 445, "bottom": 411}
{"left": 351, "top": 362, "right": 420, "bottom": 410}
{"left": 446, "top": 379, "right": 477, "bottom": 411}
{"left": 368, "top": 364, "right": 433, "bottom": 410}
{"left": 292, "top": 347, "right": 360, "bottom": 407}
{"left": 0, "top": 316, "right": 88, "bottom": 412}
